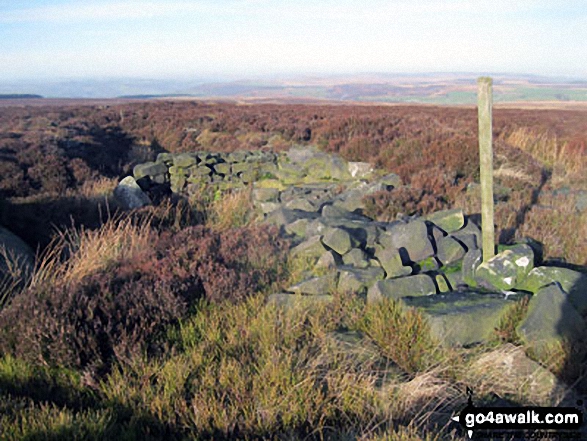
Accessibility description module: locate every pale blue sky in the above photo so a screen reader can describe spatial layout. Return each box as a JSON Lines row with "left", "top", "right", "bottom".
{"left": 1, "top": 0, "right": 586, "bottom": 80}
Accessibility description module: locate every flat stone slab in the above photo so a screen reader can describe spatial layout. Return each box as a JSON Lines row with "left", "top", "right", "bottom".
{"left": 367, "top": 274, "right": 436, "bottom": 303}
{"left": 402, "top": 292, "right": 517, "bottom": 347}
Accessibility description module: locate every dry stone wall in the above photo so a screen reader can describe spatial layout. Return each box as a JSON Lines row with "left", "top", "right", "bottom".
{"left": 120, "top": 146, "right": 587, "bottom": 354}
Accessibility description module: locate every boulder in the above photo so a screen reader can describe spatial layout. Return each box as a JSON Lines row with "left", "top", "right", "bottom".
{"left": 306, "top": 154, "right": 351, "bottom": 181}
{"left": 133, "top": 161, "right": 168, "bottom": 180}
{"left": 342, "top": 248, "right": 370, "bottom": 268}
{"left": 379, "top": 173, "right": 402, "bottom": 188}
{"left": 285, "top": 198, "right": 319, "bottom": 212}
{"left": 284, "top": 219, "right": 312, "bottom": 237}
{"left": 315, "top": 250, "right": 340, "bottom": 270}
{"left": 290, "top": 235, "right": 327, "bottom": 259}
{"left": 265, "top": 208, "right": 317, "bottom": 227}
{"left": 173, "top": 153, "right": 198, "bottom": 168}
{"left": 451, "top": 218, "right": 482, "bottom": 251}
{"left": 515, "top": 266, "right": 587, "bottom": 314}
{"left": 374, "top": 246, "right": 412, "bottom": 279}
{"left": 476, "top": 244, "right": 534, "bottom": 291}
{"left": 384, "top": 220, "right": 435, "bottom": 262}
{"left": 347, "top": 162, "right": 373, "bottom": 179}
{"left": 425, "top": 208, "right": 465, "bottom": 233}
{"left": 435, "top": 236, "right": 466, "bottom": 266}
{"left": 0, "top": 226, "right": 35, "bottom": 286}
{"left": 337, "top": 266, "right": 385, "bottom": 294}
{"left": 469, "top": 344, "right": 575, "bottom": 406}
{"left": 267, "top": 293, "right": 333, "bottom": 310}
{"left": 402, "top": 292, "right": 516, "bottom": 346}
{"left": 321, "top": 227, "right": 357, "bottom": 255}
{"left": 214, "top": 162, "right": 231, "bottom": 175}
{"left": 367, "top": 274, "right": 436, "bottom": 303}
{"left": 516, "top": 283, "right": 585, "bottom": 353}
{"left": 259, "top": 202, "right": 282, "bottom": 214}
{"left": 252, "top": 187, "right": 280, "bottom": 203}
{"left": 462, "top": 249, "right": 482, "bottom": 287}
{"left": 435, "top": 274, "right": 451, "bottom": 293}
{"left": 114, "top": 176, "right": 152, "bottom": 210}
{"left": 288, "top": 273, "right": 338, "bottom": 295}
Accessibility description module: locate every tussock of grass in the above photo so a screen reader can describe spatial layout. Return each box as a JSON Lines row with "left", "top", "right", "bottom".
{"left": 358, "top": 299, "right": 447, "bottom": 375}
{"left": 505, "top": 127, "right": 586, "bottom": 183}
{"left": 0, "top": 245, "right": 32, "bottom": 310}
{"left": 208, "top": 188, "right": 255, "bottom": 230}
{"left": 43, "top": 217, "right": 155, "bottom": 286}
{"left": 491, "top": 296, "right": 529, "bottom": 345}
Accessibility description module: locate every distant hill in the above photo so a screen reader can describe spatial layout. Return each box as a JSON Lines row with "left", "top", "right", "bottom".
{"left": 0, "top": 94, "right": 43, "bottom": 99}
{"left": 2, "top": 73, "right": 587, "bottom": 104}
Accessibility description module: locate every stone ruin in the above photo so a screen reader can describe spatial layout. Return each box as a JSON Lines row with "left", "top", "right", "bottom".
{"left": 118, "top": 146, "right": 587, "bottom": 353}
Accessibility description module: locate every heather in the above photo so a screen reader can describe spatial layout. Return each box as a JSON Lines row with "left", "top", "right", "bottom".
{"left": 0, "top": 101, "right": 585, "bottom": 440}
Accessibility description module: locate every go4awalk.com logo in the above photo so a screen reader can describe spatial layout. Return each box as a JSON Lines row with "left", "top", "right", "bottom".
{"left": 451, "top": 388, "right": 584, "bottom": 439}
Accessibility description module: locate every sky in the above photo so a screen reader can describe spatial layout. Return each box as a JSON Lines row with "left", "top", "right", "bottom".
{"left": 1, "top": 0, "right": 586, "bottom": 81}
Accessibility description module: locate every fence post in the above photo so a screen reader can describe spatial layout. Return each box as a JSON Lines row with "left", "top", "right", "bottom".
{"left": 477, "top": 77, "right": 495, "bottom": 262}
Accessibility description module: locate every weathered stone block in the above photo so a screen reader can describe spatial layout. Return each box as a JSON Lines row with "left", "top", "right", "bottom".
{"left": 315, "top": 250, "right": 340, "bottom": 270}
{"left": 476, "top": 244, "right": 534, "bottom": 291}
{"left": 321, "top": 227, "right": 356, "bottom": 255}
{"left": 402, "top": 292, "right": 518, "bottom": 346}
{"left": 285, "top": 198, "right": 318, "bottom": 212}
{"left": 374, "top": 246, "right": 412, "bottom": 279}
{"left": 290, "top": 235, "right": 327, "bottom": 259}
{"left": 436, "top": 236, "right": 466, "bottom": 266}
{"left": 342, "top": 248, "right": 370, "bottom": 268}
{"left": 426, "top": 208, "right": 465, "bottom": 233}
{"left": 284, "top": 218, "right": 311, "bottom": 237}
{"left": 265, "top": 208, "right": 318, "bottom": 227}
{"left": 173, "top": 153, "right": 198, "bottom": 168}
{"left": 288, "top": 273, "right": 338, "bottom": 295}
{"left": 114, "top": 176, "right": 152, "bottom": 210}
{"left": 515, "top": 267, "right": 587, "bottom": 313}
{"left": 379, "top": 173, "right": 402, "bottom": 188}
{"left": 462, "top": 249, "right": 482, "bottom": 287}
{"left": 252, "top": 187, "right": 280, "bottom": 203}
{"left": 337, "top": 266, "right": 385, "bottom": 294}
{"left": 133, "top": 161, "right": 168, "bottom": 180}
{"left": 214, "top": 162, "right": 231, "bottom": 175}
{"left": 367, "top": 274, "right": 436, "bottom": 303}
{"left": 386, "top": 220, "right": 435, "bottom": 262}
{"left": 348, "top": 162, "right": 373, "bottom": 179}
{"left": 516, "top": 284, "right": 585, "bottom": 354}
{"left": 267, "top": 293, "right": 334, "bottom": 310}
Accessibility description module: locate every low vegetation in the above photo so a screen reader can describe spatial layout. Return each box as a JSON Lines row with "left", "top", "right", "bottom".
{"left": 0, "top": 101, "right": 585, "bottom": 439}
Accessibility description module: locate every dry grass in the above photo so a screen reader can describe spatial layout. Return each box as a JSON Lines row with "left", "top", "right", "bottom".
{"left": 0, "top": 245, "right": 32, "bottom": 310}
{"left": 505, "top": 127, "right": 586, "bottom": 183}
{"left": 66, "top": 176, "right": 118, "bottom": 199}
{"left": 208, "top": 187, "right": 255, "bottom": 230}
{"left": 32, "top": 216, "right": 155, "bottom": 287}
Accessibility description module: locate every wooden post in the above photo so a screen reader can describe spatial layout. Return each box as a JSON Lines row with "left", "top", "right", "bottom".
{"left": 477, "top": 77, "right": 495, "bottom": 261}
